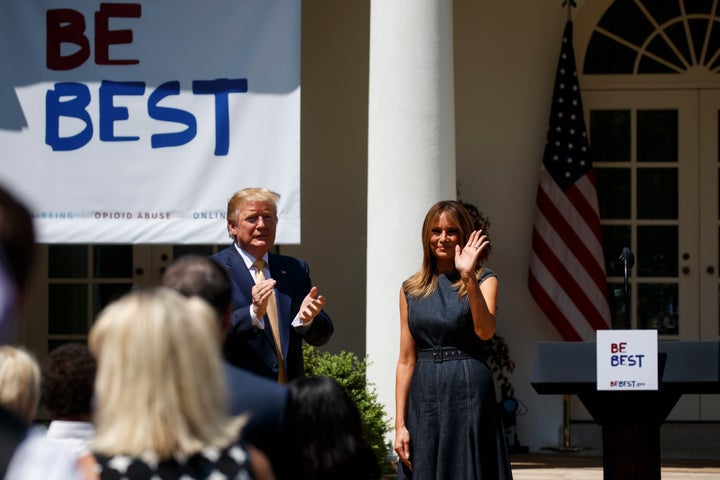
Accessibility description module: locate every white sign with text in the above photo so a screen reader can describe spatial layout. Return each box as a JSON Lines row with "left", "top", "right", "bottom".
{"left": 596, "top": 329, "right": 658, "bottom": 391}
{"left": 0, "top": 1, "right": 301, "bottom": 244}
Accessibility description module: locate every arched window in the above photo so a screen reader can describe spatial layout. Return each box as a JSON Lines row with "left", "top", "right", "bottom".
{"left": 583, "top": 0, "right": 720, "bottom": 74}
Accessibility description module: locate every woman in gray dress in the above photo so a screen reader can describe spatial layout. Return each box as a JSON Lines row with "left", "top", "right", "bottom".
{"left": 394, "top": 201, "right": 512, "bottom": 479}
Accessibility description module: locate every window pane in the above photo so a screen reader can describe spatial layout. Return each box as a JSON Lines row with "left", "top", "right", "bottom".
{"left": 608, "top": 282, "right": 630, "bottom": 329}
{"left": 603, "top": 225, "right": 631, "bottom": 277}
{"left": 637, "top": 168, "right": 678, "bottom": 219}
{"left": 637, "top": 226, "right": 678, "bottom": 277}
{"left": 637, "top": 110, "right": 678, "bottom": 163}
{"left": 584, "top": 34, "right": 639, "bottom": 74}
{"left": 93, "top": 245, "right": 133, "bottom": 278}
{"left": 597, "top": 168, "right": 631, "bottom": 219}
{"left": 173, "top": 245, "right": 216, "bottom": 257}
{"left": 48, "top": 245, "right": 87, "bottom": 279}
{"left": 93, "top": 283, "right": 133, "bottom": 319}
{"left": 637, "top": 283, "right": 679, "bottom": 335}
{"left": 590, "top": 110, "right": 631, "bottom": 162}
{"left": 49, "top": 284, "right": 87, "bottom": 334}
{"left": 643, "top": 2, "right": 682, "bottom": 29}
{"left": 637, "top": 55, "right": 679, "bottom": 74}
{"left": 597, "top": 0, "right": 655, "bottom": 47}
{"left": 688, "top": 19, "right": 710, "bottom": 58}
{"left": 710, "top": 25, "right": 720, "bottom": 70}
{"left": 644, "top": 36, "right": 685, "bottom": 72}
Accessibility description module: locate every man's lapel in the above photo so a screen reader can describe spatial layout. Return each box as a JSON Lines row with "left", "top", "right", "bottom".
{"left": 227, "top": 247, "right": 255, "bottom": 306}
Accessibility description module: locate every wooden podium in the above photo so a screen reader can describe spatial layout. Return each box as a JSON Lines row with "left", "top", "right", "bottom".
{"left": 530, "top": 341, "right": 720, "bottom": 480}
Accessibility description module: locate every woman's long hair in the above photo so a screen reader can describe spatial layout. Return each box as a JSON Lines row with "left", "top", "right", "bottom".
{"left": 89, "top": 287, "right": 243, "bottom": 460}
{"left": 287, "top": 375, "right": 380, "bottom": 480}
{"left": 404, "top": 200, "right": 483, "bottom": 299}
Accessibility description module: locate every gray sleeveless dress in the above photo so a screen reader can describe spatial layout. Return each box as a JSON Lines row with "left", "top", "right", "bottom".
{"left": 397, "top": 269, "right": 513, "bottom": 480}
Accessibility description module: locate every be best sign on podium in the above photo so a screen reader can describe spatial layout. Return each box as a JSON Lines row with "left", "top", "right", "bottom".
{"left": 597, "top": 330, "right": 658, "bottom": 391}
{"left": 531, "top": 334, "right": 720, "bottom": 480}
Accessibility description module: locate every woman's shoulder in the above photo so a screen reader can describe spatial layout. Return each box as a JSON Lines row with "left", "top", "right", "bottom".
{"left": 479, "top": 267, "right": 497, "bottom": 283}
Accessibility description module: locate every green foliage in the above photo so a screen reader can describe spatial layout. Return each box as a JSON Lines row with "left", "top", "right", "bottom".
{"left": 303, "top": 344, "right": 391, "bottom": 466}
{"left": 479, "top": 334, "right": 516, "bottom": 399}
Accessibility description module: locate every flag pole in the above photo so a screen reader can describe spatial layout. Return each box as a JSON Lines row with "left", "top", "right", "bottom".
{"left": 544, "top": 0, "right": 589, "bottom": 455}
{"left": 559, "top": 0, "right": 587, "bottom": 454}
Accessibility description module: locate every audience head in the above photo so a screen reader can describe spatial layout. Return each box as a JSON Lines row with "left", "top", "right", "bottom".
{"left": 160, "top": 254, "right": 232, "bottom": 331}
{"left": 0, "top": 184, "right": 37, "bottom": 294}
{"left": 287, "top": 375, "right": 380, "bottom": 480}
{"left": 89, "top": 287, "right": 242, "bottom": 459}
{"left": 0, "top": 345, "right": 41, "bottom": 424}
{"left": 41, "top": 343, "right": 96, "bottom": 421}
{"left": 0, "top": 184, "right": 37, "bottom": 343}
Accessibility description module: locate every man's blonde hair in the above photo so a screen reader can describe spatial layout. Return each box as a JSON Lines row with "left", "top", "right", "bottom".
{"left": 89, "top": 287, "right": 244, "bottom": 459}
{"left": 226, "top": 187, "right": 281, "bottom": 237}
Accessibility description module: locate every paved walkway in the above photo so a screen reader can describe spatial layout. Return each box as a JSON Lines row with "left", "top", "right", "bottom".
{"left": 511, "top": 453, "right": 720, "bottom": 479}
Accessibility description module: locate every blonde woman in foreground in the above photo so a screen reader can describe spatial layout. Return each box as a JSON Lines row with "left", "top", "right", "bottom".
{"left": 0, "top": 345, "right": 40, "bottom": 424}
{"left": 85, "top": 287, "right": 274, "bottom": 480}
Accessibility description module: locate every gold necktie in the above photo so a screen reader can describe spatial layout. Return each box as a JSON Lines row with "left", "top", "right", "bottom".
{"left": 253, "top": 259, "right": 286, "bottom": 383}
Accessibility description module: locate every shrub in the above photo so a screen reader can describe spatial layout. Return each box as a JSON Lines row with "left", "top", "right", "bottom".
{"left": 302, "top": 344, "right": 391, "bottom": 466}
{"left": 479, "top": 334, "right": 516, "bottom": 399}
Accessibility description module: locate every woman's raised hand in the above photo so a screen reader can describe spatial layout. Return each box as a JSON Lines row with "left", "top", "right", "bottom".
{"left": 455, "top": 230, "right": 489, "bottom": 276}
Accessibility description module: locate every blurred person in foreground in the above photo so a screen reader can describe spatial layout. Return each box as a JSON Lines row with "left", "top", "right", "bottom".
{"left": 210, "top": 187, "right": 333, "bottom": 383}
{"left": 41, "top": 343, "right": 96, "bottom": 457}
{"left": 0, "top": 345, "right": 41, "bottom": 425}
{"left": 286, "top": 375, "right": 381, "bottom": 480}
{"left": 161, "top": 254, "right": 291, "bottom": 478}
{"left": 86, "top": 287, "right": 274, "bottom": 480}
{"left": 0, "top": 183, "right": 84, "bottom": 480}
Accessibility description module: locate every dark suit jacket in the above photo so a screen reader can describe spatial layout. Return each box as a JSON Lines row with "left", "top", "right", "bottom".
{"left": 223, "top": 361, "right": 291, "bottom": 478}
{"left": 211, "top": 245, "right": 334, "bottom": 381}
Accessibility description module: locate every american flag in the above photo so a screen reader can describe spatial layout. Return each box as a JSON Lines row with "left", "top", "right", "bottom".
{"left": 528, "top": 21, "right": 611, "bottom": 341}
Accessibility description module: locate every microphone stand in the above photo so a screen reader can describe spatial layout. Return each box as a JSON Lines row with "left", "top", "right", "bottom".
{"left": 620, "top": 247, "right": 634, "bottom": 330}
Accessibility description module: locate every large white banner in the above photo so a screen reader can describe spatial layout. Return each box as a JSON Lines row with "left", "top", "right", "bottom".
{"left": 0, "top": 0, "right": 300, "bottom": 244}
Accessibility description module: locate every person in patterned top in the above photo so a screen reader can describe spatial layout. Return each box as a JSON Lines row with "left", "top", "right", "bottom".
{"left": 85, "top": 287, "right": 275, "bottom": 480}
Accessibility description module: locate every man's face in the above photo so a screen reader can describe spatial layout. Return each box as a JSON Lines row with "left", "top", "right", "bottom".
{"left": 229, "top": 201, "right": 277, "bottom": 258}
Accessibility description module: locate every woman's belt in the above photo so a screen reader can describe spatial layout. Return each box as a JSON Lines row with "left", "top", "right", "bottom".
{"left": 417, "top": 346, "right": 476, "bottom": 363}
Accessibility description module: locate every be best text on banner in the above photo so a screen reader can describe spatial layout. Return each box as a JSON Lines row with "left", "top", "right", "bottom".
{"left": 0, "top": 1, "right": 301, "bottom": 244}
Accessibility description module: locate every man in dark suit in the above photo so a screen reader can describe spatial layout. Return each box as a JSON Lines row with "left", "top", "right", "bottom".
{"left": 160, "top": 254, "right": 291, "bottom": 479}
{"left": 210, "top": 187, "right": 334, "bottom": 383}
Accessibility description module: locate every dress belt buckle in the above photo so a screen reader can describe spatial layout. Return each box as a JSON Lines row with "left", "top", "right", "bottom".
{"left": 433, "top": 345, "right": 443, "bottom": 363}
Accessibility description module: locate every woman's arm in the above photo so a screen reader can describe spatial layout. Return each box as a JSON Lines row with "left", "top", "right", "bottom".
{"left": 394, "top": 286, "right": 416, "bottom": 470}
{"left": 455, "top": 230, "right": 497, "bottom": 340}
{"left": 464, "top": 274, "right": 497, "bottom": 340}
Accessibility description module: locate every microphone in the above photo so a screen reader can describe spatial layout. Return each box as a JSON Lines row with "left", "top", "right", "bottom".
{"left": 620, "top": 247, "right": 634, "bottom": 330}
{"left": 620, "top": 247, "right": 634, "bottom": 269}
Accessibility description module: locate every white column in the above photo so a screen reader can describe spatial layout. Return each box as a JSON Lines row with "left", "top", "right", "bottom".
{"left": 366, "top": 0, "right": 456, "bottom": 446}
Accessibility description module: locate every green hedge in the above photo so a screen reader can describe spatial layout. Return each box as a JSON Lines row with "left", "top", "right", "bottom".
{"left": 302, "top": 344, "right": 391, "bottom": 466}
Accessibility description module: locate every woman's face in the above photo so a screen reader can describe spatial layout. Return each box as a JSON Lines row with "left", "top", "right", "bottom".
{"left": 429, "top": 211, "right": 461, "bottom": 265}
